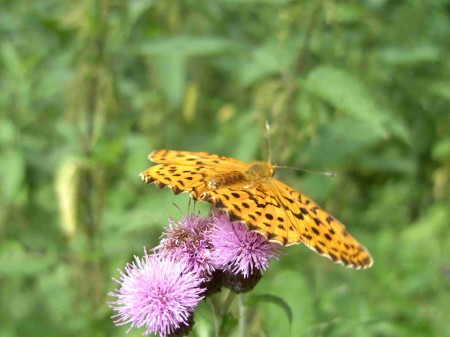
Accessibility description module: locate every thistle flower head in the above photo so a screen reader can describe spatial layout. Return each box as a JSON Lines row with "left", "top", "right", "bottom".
{"left": 157, "top": 214, "right": 215, "bottom": 278}
{"left": 210, "top": 212, "right": 281, "bottom": 279}
{"left": 109, "top": 253, "right": 204, "bottom": 336}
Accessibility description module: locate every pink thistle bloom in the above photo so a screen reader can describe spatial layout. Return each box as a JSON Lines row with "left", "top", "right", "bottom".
{"left": 210, "top": 212, "right": 281, "bottom": 279}
{"left": 157, "top": 214, "right": 215, "bottom": 278}
{"left": 109, "top": 253, "right": 204, "bottom": 336}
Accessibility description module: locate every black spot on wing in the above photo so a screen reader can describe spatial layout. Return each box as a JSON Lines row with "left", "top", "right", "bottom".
{"left": 155, "top": 181, "right": 166, "bottom": 189}
{"left": 293, "top": 212, "right": 304, "bottom": 220}
{"left": 302, "top": 234, "right": 312, "bottom": 241}
{"left": 228, "top": 212, "right": 242, "bottom": 222}
{"left": 267, "top": 233, "right": 277, "bottom": 240}
{"left": 310, "top": 206, "right": 319, "bottom": 214}
{"left": 143, "top": 176, "right": 155, "bottom": 184}
{"left": 215, "top": 198, "right": 225, "bottom": 209}
{"left": 248, "top": 224, "right": 259, "bottom": 231}
{"left": 313, "top": 218, "right": 322, "bottom": 226}
{"left": 284, "top": 196, "right": 294, "bottom": 204}
{"left": 171, "top": 186, "right": 182, "bottom": 195}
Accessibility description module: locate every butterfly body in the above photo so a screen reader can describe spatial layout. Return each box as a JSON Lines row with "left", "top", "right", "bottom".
{"left": 140, "top": 150, "right": 373, "bottom": 270}
{"left": 207, "top": 162, "right": 273, "bottom": 191}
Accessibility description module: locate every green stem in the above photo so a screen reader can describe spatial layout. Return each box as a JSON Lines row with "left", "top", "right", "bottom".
{"left": 209, "top": 290, "right": 237, "bottom": 337}
{"left": 238, "top": 294, "right": 247, "bottom": 337}
{"left": 208, "top": 297, "right": 220, "bottom": 337}
{"left": 221, "top": 290, "right": 237, "bottom": 316}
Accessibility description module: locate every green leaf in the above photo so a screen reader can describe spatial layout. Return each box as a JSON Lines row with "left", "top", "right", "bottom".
{"left": 304, "top": 66, "right": 387, "bottom": 135}
{"left": 0, "top": 242, "right": 55, "bottom": 276}
{"left": 139, "top": 36, "right": 233, "bottom": 56}
{"left": 378, "top": 45, "right": 440, "bottom": 65}
{"left": 219, "top": 312, "right": 238, "bottom": 337}
{"left": 247, "top": 294, "right": 293, "bottom": 332}
{"left": 426, "top": 80, "right": 450, "bottom": 101}
{"left": 0, "top": 118, "right": 17, "bottom": 144}
{"left": 153, "top": 54, "right": 185, "bottom": 108}
{"left": 432, "top": 138, "right": 450, "bottom": 162}
{"left": 239, "top": 39, "right": 298, "bottom": 87}
{"left": 301, "top": 118, "right": 384, "bottom": 166}
{"left": 0, "top": 148, "right": 25, "bottom": 201}
{"left": 140, "top": 37, "right": 234, "bottom": 107}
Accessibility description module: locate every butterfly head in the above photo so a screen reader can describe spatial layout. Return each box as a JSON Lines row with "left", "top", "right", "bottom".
{"left": 246, "top": 161, "right": 274, "bottom": 179}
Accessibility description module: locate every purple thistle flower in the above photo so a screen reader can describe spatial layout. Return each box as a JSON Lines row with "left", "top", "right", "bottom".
{"left": 210, "top": 212, "right": 281, "bottom": 279}
{"left": 109, "top": 253, "right": 204, "bottom": 337}
{"left": 157, "top": 214, "right": 215, "bottom": 278}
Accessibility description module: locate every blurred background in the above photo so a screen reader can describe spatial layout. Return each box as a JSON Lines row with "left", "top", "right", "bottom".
{"left": 1, "top": 1, "right": 449, "bottom": 336}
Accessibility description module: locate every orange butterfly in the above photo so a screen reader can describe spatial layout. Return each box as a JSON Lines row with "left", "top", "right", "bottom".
{"left": 140, "top": 150, "right": 373, "bottom": 269}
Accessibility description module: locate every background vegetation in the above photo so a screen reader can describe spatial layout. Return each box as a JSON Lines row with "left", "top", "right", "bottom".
{"left": 1, "top": 1, "right": 449, "bottom": 336}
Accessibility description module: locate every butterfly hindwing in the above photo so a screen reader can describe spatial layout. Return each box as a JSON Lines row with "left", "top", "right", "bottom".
{"left": 271, "top": 179, "right": 373, "bottom": 269}
{"left": 199, "top": 185, "right": 299, "bottom": 245}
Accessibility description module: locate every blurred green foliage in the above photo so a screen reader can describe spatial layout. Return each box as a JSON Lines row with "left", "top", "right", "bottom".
{"left": 1, "top": 0, "right": 449, "bottom": 336}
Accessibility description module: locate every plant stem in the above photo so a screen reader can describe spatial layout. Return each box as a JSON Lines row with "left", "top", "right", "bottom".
{"left": 208, "top": 297, "right": 220, "bottom": 337}
{"left": 221, "top": 290, "right": 237, "bottom": 316}
{"left": 209, "top": 290, "right": 238, "bottom": 337}
{"left": 238, "top": 294, "right": 247, "bottom": 337}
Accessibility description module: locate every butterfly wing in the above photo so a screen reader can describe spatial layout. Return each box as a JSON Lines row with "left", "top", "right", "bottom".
{"left": 141, "top": 150, "right": 373, "bottom": 269}
{"left": 199, "top": 178, "right": 372, "bottom": 269}
{"left": 140, "top": 150, "right": 247, "bottom": 198}
{"left": 199, "top": 183, "right": 296, "bottom": 243}
{"left": 270, "top": 179, "right": 373, "bottom": 269}
{"left": 148, "top": 150, "right": 246, "bottom": 167}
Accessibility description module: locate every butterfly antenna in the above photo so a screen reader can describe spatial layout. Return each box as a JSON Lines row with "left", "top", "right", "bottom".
{"left": 187, "top": 197, "right": 195, "bottom": 213}
{"left": 172, "top": 202, "right": 184, "bottom": 215}
{"left": 265, "top": 120, "right": 272, "bottom": 164}
{"left": 274, "top": 165, "right": 337, "bottom": 177}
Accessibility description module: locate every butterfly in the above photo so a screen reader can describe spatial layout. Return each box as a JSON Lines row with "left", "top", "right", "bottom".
{"left": 140, "top": 150, "right": 373, "bottom": 269}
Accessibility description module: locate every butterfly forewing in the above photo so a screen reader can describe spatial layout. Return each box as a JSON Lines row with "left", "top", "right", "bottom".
{"left": 140, "top": 150, "right": 246, "bottom": 198}
{"left": 141, "top": 149, "right": 373, "bottom": 269}
{"left": 149, "top": 150, "right": 246, "bottom": 168}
